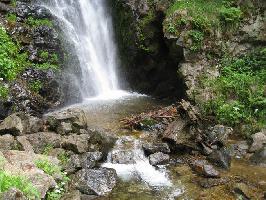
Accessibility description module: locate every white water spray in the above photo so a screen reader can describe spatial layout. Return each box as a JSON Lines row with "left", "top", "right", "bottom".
{"left": 44, "top": 0, "right": 126, "bottom": 99}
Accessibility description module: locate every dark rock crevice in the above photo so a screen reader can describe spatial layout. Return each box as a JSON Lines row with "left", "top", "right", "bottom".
{"left": 110, "top": 1, "right": 186, "bottom": 99}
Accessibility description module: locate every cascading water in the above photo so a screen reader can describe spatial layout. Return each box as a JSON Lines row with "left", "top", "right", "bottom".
{"left": 43, "top": 0, "right": 128, "bottom": 100}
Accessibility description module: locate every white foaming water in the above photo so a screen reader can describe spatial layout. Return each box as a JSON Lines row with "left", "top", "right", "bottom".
{"left": 43, "top": 0, "right": 127, "bottom": 99}
{"left": 102, "top": 136, "right": 172, "bottom": 187}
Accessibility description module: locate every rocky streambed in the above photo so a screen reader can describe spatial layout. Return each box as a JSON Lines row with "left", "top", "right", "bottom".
{"left": 0, "top": 96, "right": 265, "bottom": 200}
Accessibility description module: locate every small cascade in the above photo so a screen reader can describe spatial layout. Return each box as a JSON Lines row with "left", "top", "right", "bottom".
{"left": 102, "top": 136, "right": 184, "bottom": 199}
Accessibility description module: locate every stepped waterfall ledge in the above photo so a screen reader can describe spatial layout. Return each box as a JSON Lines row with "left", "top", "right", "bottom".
{"left": 43, "top": 0, "right": 126, "bottom": 100}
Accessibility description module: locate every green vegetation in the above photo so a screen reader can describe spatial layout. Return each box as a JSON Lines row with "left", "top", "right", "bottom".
{"left": 203, "top": 48, "right": 266, "bottom": 136}
{"left": 187, "top": 30, "right": 204, "bottom": 51}
{"left": 10, "top": 0, "right": 17, "bottom": 7}
{"left": 165, "top": 0, "right": 243, "bottom": 51}
{"left": 29, "top": 80, "right": 43, "bottom": 93}
{"left": 0, "top": 26, "right": 29, "bottom": 81}
{"left": 0, "top": 84, "right": 9, "bottom": 100}
{"left": 57, "top": 152, "right": 70, "bottom": 166}
{"left": 26, "top": 17, "right": 53, "bottom": 28}
{"left": 0, "top": 171, "right": 40, "bottom": 199}
{"left": 6, "top": 13, "right": 17, "bottom": 23}
{"left": 35, "top": 159, "right": 69, "bottom": 200}
{"left": 40, "top": 50, "right": 49, "bottom": 60}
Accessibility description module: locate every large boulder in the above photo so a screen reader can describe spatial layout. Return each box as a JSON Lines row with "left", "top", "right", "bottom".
{"left": 190, "top": 159, "right": 220, "bottom": 178}
{"left": 148, "top": 152, "right": 170, "bottom": 166}
{"left": 62, "top": 134, "right": 90, "bottom": 154}
{"left": 142, "top": 142, "right": 170, "bottom": 156}
{"left": 0, "top": 150, "right": 58, "bottom": 198}
{"left": 74, "top": 168, "right": 117, "bottom": 196}
{"left": 89, "top": 129, "right": 117, "bottom": 157}
{"left": 249, "top": 131, "right": 266, "bottom": 153}
{"left": 250, "top": 146, "right": 266, "bottom": 167}
{"left": 25, "top": 132, "right": 62, "bottom": 153}
{"left": 110, "top": 150, "right": 135, "bottom": 164}
{"left": 0, "top": 113, "right": 25, "bottom": 136}
{"left": 207, "top": 148, "right": 231, "bottom": 170}
{"left": 203, "top": 125, "right": 233, "bottom": 147}
{"left": 162, "top": 118, "right": 196, "bottom": 151}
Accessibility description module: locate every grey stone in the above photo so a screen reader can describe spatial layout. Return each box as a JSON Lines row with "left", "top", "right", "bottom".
{"left": 249, "top": 131, "right": 266, "bottom": 153}
{"left": 142, "top": 142, "right": 170, "bottom": 156}
{"left": 250, "top": 146, "right": 266, "bottom": 167}
{"left": 207, "top": 148, "right": 231, "bottom": 170}
{"left": 0, "top": 113, "right": 24, "bottom": 136}
{"left": 75, "top": 168, "right": 117, "bottom": 196}
{"left": 62, "top": 134, "right": 90, "bottom": 154}
{"left": 111, "top": 150, "right": 135, "bottom": 164}
{"left": 26, "top": 132, "right": 61, "bottom": 153}
{"left": 148, "top": 152, "right": 170, "bottom": 166}
{"left": 0, "top": 134, "right": 15, "bottom": 150}
{"left": 190, "top": 159, "right": 220, "bottom": 178}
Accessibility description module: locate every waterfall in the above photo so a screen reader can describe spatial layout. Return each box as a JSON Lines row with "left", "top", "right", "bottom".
{"left": 43, "top": 0, "right": 127, "bottom": 100}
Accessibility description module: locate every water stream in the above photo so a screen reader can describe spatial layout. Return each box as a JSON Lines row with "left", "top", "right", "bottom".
{"left": 43, "top": 0, "right": 127, "bottom": 99}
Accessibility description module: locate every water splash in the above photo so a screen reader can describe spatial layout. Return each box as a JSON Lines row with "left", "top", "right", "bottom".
{"left": 43, "top": 0, "right": 126, "bottom": 99}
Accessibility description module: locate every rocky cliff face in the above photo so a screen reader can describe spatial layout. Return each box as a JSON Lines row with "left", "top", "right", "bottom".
{"left": 111, "top": 0, "right": 265, "bottom": 102}
{"left": 0, "top": 0, "right": 81, "bottom": 119}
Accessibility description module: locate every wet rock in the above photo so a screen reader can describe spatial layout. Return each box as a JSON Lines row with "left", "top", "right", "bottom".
{"left": 250, "top": 146, "right": 266, "bottom": 167}
{"left": 74, "top": 168, "right": 117, "bottom": 196}
{"left": 249, "top": 131, "right": 266, "bottom": 153}
{"left": 197, "top": 177, "right": 229, "bottom": 188}
{"left": 62, "top": 134, "right": 90, "bottom": 154}
{"left": 142, "top": 142, "right": 170, "bottom": 156}
{"left": 0, "top": 188, "right": 27, "bottom": 200}
{"left": 0, "top": 134, "right": 15, "bottom": 150}
{"left": 148, "top": 152, "right": 170, "bottom": 166}
{"left": 229, "top": 141, "right": 249, "bottom": 158}
{"left": 207, "top": 148, "right": 231, "bottom": 169}
{"left": 178, "top": 100, "right": 201, "bottom": 123}
{"left": 27, "top": 116, "right": 44, "bottom": 134}
{"left": 26, "top": 132, "right": 61, "bottom": 153}
{"left": 65, "top": 154, "right": 81, "bottom": 174}
{"left": 89, "top": 129, "right": 117, "bottom": 157}
{"left": 46, "top": 111, "right": 87, "bottom": 132}
{"left": 162, "top": 119, "right": 196, "bottom": 150}
{"left": 79, "top": 152, "right": 103, "bottom": 169}
{"left": 204, "top": 125, "right": 233, "bottom": 146}
{"left": 0, "top": 113, "right": 24, "bottom": 136}
{"left": 32, "top": 26, "right": 59, "bottom": 49}
{"left": 190, "top": 159, "right": 220, "bottom": 178}
{"left": 110, "top": 150, "right": 135, "bottom": 164}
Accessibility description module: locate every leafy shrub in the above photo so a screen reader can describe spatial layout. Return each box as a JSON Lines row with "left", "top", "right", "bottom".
{"left": 29, "top": 80, "right": 43, "bottom": 93}
{"left": 26, "top": 17, "right": 53, "bottom": 28}
{"left": 35, "top": 159, "right": 69, "bottom": 200}
{"left": 39, "top": 50, "right": 49, "bottom": 60}
{"left": 203, "top": 48, "right": 266, "bottom": 134}
{"left": 6, "top": 13, "right": 17, "bottom": 23}
{"left": 0, "top": 84, "right": 9, "bottom": 100}
{"left": 188, "top": 30, "right": 204, "bottom": 51}
{"left": 10, "top": 0, "right": 17, "bottom": 7}
{"left": 0, "top": 170, "right": 40, "bottom": 199}
{"left": 219, "top": 7, "right": 242, "bottom": 25}
{"left": 0, "top": 26, "right": 29, "bottom": 80}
